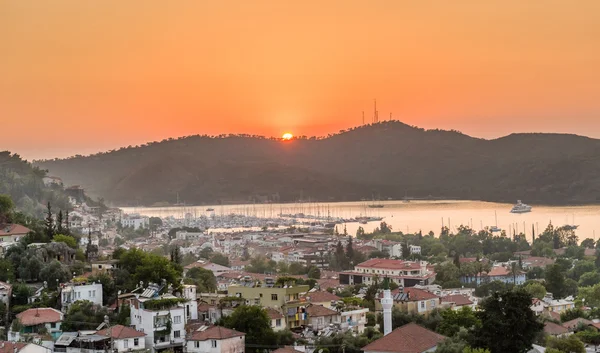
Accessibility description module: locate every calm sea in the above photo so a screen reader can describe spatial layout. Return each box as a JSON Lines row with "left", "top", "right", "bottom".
{"left": 121, "top": 200, "right": 600, "bottom": 241}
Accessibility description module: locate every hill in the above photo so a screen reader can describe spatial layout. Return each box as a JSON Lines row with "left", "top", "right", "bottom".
{"left": 35, "top": 121, "right": 600, "bottom": 206}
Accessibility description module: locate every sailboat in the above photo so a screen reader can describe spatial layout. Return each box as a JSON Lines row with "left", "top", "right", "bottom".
{"left": 489, "top": 211, "right": 501, "bottom": 233}
{"left": 368, "top": 195, "right": 384, "bottom": 208}
{"left": 563, "top": 214, "right": 578, "bottom": 230}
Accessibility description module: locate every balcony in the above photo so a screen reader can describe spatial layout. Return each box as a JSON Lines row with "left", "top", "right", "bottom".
{"left": 153, "top": 338, "right": 184, "bottom": 349}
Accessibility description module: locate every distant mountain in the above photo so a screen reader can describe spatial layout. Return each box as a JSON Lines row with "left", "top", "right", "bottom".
{"left": 35, "top": 121, "right": 600, "bottom": 206}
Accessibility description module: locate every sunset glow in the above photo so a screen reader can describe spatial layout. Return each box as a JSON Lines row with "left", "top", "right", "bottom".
{"left": 282, "top": 133, "right": 293, "bottom": 140}
{"left": 2, "top": 1, "right": 600, "bottom": 160}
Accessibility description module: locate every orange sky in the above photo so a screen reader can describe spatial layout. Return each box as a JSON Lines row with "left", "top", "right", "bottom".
{"left": 1, "top": 1, "right": 600, "bottom": 160}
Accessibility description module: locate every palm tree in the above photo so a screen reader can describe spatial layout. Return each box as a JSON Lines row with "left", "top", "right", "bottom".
{"left": 510, "top": 262, "right": 519, "bottom": 284}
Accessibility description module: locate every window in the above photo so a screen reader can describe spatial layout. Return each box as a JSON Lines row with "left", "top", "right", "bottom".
{"left": 420, "top": 301, "right": 425, "bottom": 309}
{"left": 195, "top": 342, "right": 200, "bottom": 348}
{"left": 431, "top": 300, "right": 436, "bottom": 307}
{"left": 276, "top": 319, "right": 281, "bottom": 327}
{"left": 50, "top": 323, "right": 56, "bottom": 329}
{"left": 211, "top": 340, "right": 217, "bottom": 348}
{"left": 134, "top": 339, "right": 139, "bottom": 346}
{"left": 174, "top": 315, "right": 182, "bottom": 324}
{"left": 89, "top": 290, "right": 92, "bottom": 297}
{"left": 174, "top": 330, "right": 181, "bottom": 338}
{"left": 259, "top": 293, "right": 263, "bottom": 297}
{"left": 271, "top": 294, "right": 278, "bottom": 301}
{"left": 124, "top": 340, "right": 129, "bottom": 349}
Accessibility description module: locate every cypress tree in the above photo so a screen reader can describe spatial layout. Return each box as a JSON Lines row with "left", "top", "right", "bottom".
{"left": 44, "top": 202, "right": 54, "bottom": 239}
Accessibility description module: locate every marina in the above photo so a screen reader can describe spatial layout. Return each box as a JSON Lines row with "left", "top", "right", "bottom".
{"left": 122, "top": 200, "right": 600, "bottom": 239}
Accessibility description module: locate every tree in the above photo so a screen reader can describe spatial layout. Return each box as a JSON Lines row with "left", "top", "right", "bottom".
{"left": 0, "top": 259, "right": 15, "bottom": 282}
{"left": 560, "top": 308, "right": 586, "bottom": 322}
{"left": 438, "top": 306, "right": 480, "bottom": 337}
{"left": 218, "top": 306, "right": 276, "bottom": 353}
{"left": 185, "top": 267, "right": 217, "bottom": 292}
{"left": 61, "top": 300, "right": 115, "bottom": 331}
{"left": 39, "top": 260, "right": 71, "bottom": 290}
{"left": 210, "top": 253, "right": 230, "bottom": 267}
{"left": 45, "top": 202, "right": 54, "bottom": 239}
{"left": 356, "top": 226, "right": 365, "bottom": 238}
{"left": 569, "top": 260, "right": 595, "bottom": 281}
{"left": 308, "top": 266, "right": 321, "bottom": 279}
{"left": 199, "top": 247, "right": 214, "bottom": 260}
{"left": 545, "top": 264, "right": 567, "bottom": 298}
{"left": 56, "top": 210, "right": 64, "bottom": 235}
{"left": 0, "top": 195, "right": 14, "bottom": 223}
{"left": 581, "top": 238, "right": 595, "bottom": 249}
{"left": 434, "top": 262, "right": 461, "bottom": 288}
{"left": 545, "top": 335, "right": 585, "bottom": 353}
{"left": 170, "top": 246, "right": 182, "bottom": 265}
{"left": 346, "top": 236, "right": 354, "bottom": 260}
{"left": 576, "top": 329, "right": 600, "bottom": 350}
{"left": 579, "top": 271, "right": 600, "bottom": 287}
{"left": 470, "top": 289, "right": 543, "bottom": 353}
{"left": 288, "top": 263, "right": 307, "bottom": 275}
{"left": 53, "top": 234, "right": 78, "bottom": 249}
{"left": 88, "top": 273, "right": 117, "bottom": 305}
{"left": 149, "top": 217, "right": 162, "bottom": 232}
{"left": 522, "top": 282, "right": 546, "bottom": 299}
{"left": 577, "top": 283, "right": 600, "bottom": 307}
{"left": 118, "top": 248, "right": 182, "bottom": 291}
{"left": 463, "top": 348, "right": 491, "bottom": 353}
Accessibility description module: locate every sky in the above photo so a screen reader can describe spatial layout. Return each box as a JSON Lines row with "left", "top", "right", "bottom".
{"left": 1, "top": 1, "right": 600, "bottom": 160}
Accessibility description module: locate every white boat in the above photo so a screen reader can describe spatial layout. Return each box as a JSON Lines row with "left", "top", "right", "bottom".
{"left": 510, "top": 200, "right": 532, "bottom": 214}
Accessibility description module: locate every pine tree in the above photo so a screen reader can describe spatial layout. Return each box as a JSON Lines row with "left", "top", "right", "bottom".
{"left": 65, "top": 210, "right": 71, "bottom": 235}
{"left": 334, "top": 226, "right": 339, "bottom": 236}
{"left": 453, "top": 252, "right": 461, "bottom": 268}
{"left": 532, "top": 224, "right": 535, "bottom": 243}
{"left": 171, "top": 246, "right": 182, "bottom": 265}
{"left": 346, "top": 236, "right": 354, "bottom": 261}
{"left": 45, "top": 202, "right": 54, "bottom": 239}
{"left": 343, "top": 225, "right": 348, "bottom": 236}
{"left": 56, "top": 210, "right": 64, "bottom": 234}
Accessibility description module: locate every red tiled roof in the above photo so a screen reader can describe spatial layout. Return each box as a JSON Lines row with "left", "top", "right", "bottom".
{"left": 0, "top": 224, "right": 31, "bottom": 237}
{"left": 442, "top": 294, "right": 473, "bottom": 306}
{"left": 265, "top": 308, "right": 284, "bottom": 319}
{"left": 303, "top": 291, "right": 340, "bottom": 303}
{"left": 544, "top": 321, "right": 568, "bottom": 336}
{"left": 562, "top": 318, "right": 592, "bottom": 330}
{"left": 356, "top": 259, "right": 421, "bottom": 270}
{"left": 16, "top": 308, "right": 62, "bottom": 326}
{"left": 306, "top": 305, "right": 339, "bottom": 317}
{"left": 97, "top": 325, "right": 146, "bottom": 339}
{"left": 0, "top": 342, "right": 27, "bottom": 353}
{"left": 363, "top": 323, "right": 446, "bottom": 353}
{"left": 198, "top": 303, "right": 214, "bottom": 312}
{"left": 188, "top": 326, "right": 245, "bottom": 341}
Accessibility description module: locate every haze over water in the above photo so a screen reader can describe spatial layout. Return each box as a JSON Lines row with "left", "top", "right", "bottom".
{"left": 122, "top": 200, "right": 600, "bottom": 241}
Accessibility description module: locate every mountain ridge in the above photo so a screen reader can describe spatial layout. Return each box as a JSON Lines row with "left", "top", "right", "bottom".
{"left": 35, "top": 121, "right": 600, "bottom": 206}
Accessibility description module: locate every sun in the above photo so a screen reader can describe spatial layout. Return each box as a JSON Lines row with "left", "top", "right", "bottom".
{"left": 282, "top": 133, "right": 293, "bottom": 140}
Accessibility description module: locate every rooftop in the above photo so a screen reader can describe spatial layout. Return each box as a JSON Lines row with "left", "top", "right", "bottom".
{"left": 363, "top": 323, "right": 446, "bottom": 353}
{"left": 187, "top": 326, "right": 245, "bottom": 341}
{"left": 16, "top": 308, "right": 62, "bottom": 326}
{"left": 97, "top": 325, "right": 146, "bottom": 339}
{"left": 0, "top": 224, "right": 31, "bottom": 237}
{"left": 306, "top": 305, "right": 339, "bottom": 317}
{"left": 356, "top": 259, "right": 422, "bottom": 270}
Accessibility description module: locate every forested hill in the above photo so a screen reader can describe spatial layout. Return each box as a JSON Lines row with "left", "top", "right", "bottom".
{"left": 35, "top": 121, "right": 600, "bottom": 206}
{"left": 1, "top": 151, "right": 72, "bottom": 217}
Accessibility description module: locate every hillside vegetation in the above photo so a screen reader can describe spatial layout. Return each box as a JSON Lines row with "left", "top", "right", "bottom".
{"left": 35, "top": 121, "right": 600, "bottom": 206}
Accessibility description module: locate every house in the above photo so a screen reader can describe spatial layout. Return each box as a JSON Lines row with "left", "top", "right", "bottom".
{"left": 0, "top": 281, "right": 12, "bottom": 306}
{"left": 460, "top": 265, "right": 526, "bottom": 285}
{"left": 363, "top": 323, "right": 446, "bottom": 353}
{"left": 302, "top": 291, "right": 340, "bottom": 309}
{"left": 128, "top": 284, "right": 198, "bottom": 353}
{"left": 441, "top": 294, "right": 475, "bottom": 310}
{"left": 91, "top": 260, "right": 118, "bottom": 275}
{"left": 42, "top": 176, "right": 63, "bottom": 187}
{"left": 305, "top": 305, "right": 340, "bottom": 331}
{"left": 376, "top": 287, "right": 440, "bottom": 315}
{"left": 185, "top": 261, "right": 231, "bottom": 277}
{"left": 340, "top": 307, "right": 369, "bottom": 334}
{"left": 531, "top": 297, "right": 575, "bottom": 316}
{"left": 96, "top": 325, "right": 147, "bottom": 352}
{"left": 10, "top": 308, "right": 63, "bottom": 341}
{"left": 265, "top": 308, "right": 286, "bottom": 332}
{"left": 0, "top": 224, "right": 30, "bottom": 254}
{"left": 120, "top": 214, "right": 149, "bottom": 230}
{"left": 339, "top": 259, "right": 436, "bottom": 287}
{"left": 562, "top": 318, "right": 593, "bottom": 332}
{"left": 186, "top": 326, "right": 245, "bottom": 353}
{"left": 60, "top": 281, "right": 103, "bottom": 311}
{"left": 544, "top": 321, "right": 569, "bottom": 337}
{"left": 0, "top": 342, "right": 50, "bottom": 353}
{"left": 271, "top": 347, "right": 304, "bottom": 353}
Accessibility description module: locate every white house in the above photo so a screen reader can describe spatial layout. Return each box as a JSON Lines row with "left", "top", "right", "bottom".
{"left": 121, "top": 214, "right": 149, "bottom": 230}
{"left": 96, "top": 325, "right": 147, "bottom": 352}
{"left": 129, "top": 285, "right": 198, "bottom": 353}
{"left": 265, "top": 308, "right": 286, "bottom": 332}
{"left": 60, "top": 282, "right": 103, "bottom": 311}
{"left": 186, "top": 326, "right": 245, "bottom": 353}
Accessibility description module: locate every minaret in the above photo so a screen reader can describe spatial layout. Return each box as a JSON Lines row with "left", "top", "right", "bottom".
{"left": 381, "top": 277, "right": 393, "bottom": 336}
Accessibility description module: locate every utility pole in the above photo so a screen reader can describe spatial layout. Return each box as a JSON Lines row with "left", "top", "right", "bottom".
{"left": 104, "top": 315, "right": 113, "bottom": 353}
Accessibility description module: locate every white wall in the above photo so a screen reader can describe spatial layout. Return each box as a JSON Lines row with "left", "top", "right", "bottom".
{"left": 187, "top": 336, "right": 245, "bottom": 353}
{"left": 114, "top": 337, "right": 146, "bottom": 352}
{"left": 61, "top": 283, "right": 103, "bottom": 308}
